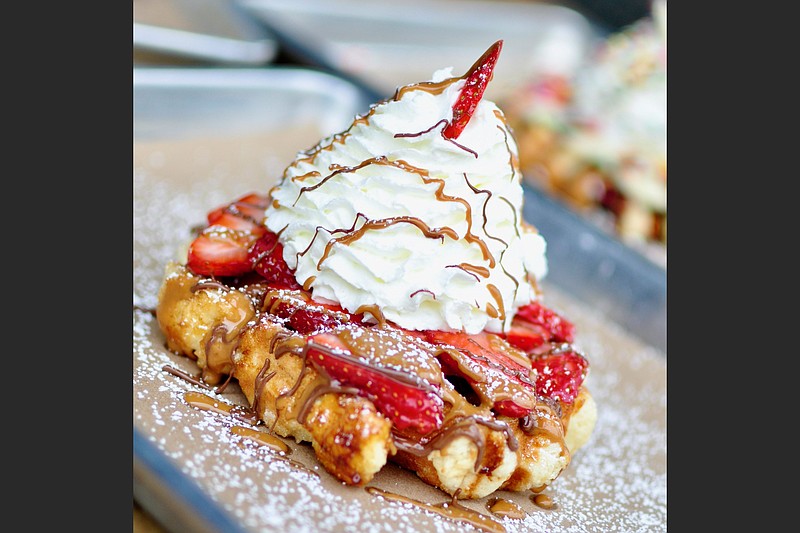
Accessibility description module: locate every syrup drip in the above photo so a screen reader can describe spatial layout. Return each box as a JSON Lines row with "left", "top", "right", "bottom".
{"left": 230, "top": 425, "right": 291, "bottom": 454}
{"left": 486, "top": 497, "right": 526, "bottom": 520}
{"left": 183, "top": 391, "right": 259, "bottom": 426}
{"left": 531, "top": 493, "right": 555, "bottom": 510}
{"left": 366, "top": 487, "right": 506, "bottom": 533}
{"left": 230, "top": 429, "right": 319, "bottom": 479}
{"left": 162, "top": 364, "right": 213, "bottom": 391}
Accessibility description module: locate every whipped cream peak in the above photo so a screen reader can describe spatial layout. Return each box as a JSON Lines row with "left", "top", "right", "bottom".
{"left": 264, "top": 59, "right": 548, "bottom": 334}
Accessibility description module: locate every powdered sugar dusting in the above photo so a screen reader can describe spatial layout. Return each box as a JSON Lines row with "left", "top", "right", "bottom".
{"left": 134, "top": 136, "right": 666, "bottom": 532}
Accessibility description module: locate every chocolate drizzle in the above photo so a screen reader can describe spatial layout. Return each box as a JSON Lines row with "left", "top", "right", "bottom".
{"left": 162, "top": 364, "right": 213, "bottom": 390}
{"left": 393, "top": 413, "right": 518, "bottom": 472}
{"left": 366, "top": 487, "right": 506, "bottom": 533}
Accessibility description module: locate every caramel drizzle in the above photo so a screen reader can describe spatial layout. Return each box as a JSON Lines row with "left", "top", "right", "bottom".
{"left": 293, "top": 156, "right": 495, "bottom": 276}
{"left": 182, "top": 391, "right": 259, "bottom": 426}
{"left": 230, "top": 425, "right": 290, "bottom": 455}
{"left": 290, "top": 170, "right": 321, "bottom": 183}
{"left": 316, "top": 214, "right": 458, "bottom": 271}
{"left": 461, "top": 174, "right": 525, "bottom": 302}
{"left": 445, "top": 263, "right": 489, "bottom": 282}
{"left": 407, "top": 161, "right": 494, "bottom": 268}
{"left": 394, "top": 79, "right": 452, "bottom": 99}
{"left": 393, "top": 414, "right": 518, "bottom": 472}
{"left": 295, "top": 216, "right": 362, "bottom": 269}
{"left": 293, "top": 156, "right": 385, "bottom": 205}
{"left": 353, "top": 304, "right": 386, "bottom": 327}
{"left": 191, "top": 280, "right": 231, "bottom": 293}
{"left": 230, "top": 427, "right": 319, "bottom": 478}
{"left": 519, "top": 401, "right": 567, "bottom": 444}
{"left": 291, "top": 114, "right": 372, "bottom": 169}
{"left": 485, "top": 284, "right": 506, "bottom": 324}
{"left": 255, "top": 330, "right": 308, "bottom": 432}
{"left": 295, "top": 382, "right": 361, "bottom": 427}
{"left": 366, "top": 487, "right": 506, "bottom": 533}
{"left": 204, "top": 324, "right": 242, "bottom": 378}
{"left": 486, "top": 497, "right": 526, "bottom": 520}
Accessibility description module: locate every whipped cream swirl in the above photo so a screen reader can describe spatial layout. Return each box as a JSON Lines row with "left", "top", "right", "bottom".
{"left": 264, "top": 68, "right": 548, "bottom": 334}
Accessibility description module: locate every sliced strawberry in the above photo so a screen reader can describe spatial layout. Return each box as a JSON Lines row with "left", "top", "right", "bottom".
{"left": 492, "top": 399, "right": 531, "bottom": 419}
{"left": 424, "top": 329, "right": 537, "bottom": 417}
{"left": 186, "top": 227, "right": 256, "bottom": 277}
{"left": 425, "top": 330, "right": 531, "bottom": 373}
{"left": 503, "top": 320, "right": 549, "bottom": 352}
{"left": 442, "top": 40, "right": 503, "bottom": 139}
{"left": 186, "top": 192, "right": 270, "bottom": 278}
{"left": 307, "top": 333, "right": 444, "bottom": 435}
{"left": 208, "top": 211, "right": 266, "bottom": 235}
{"left": 287, "top": 307, "right": 346, "bottom": 335}
{"left": 268, "top": 296, "right": 351, "bottom": 335}
{"left": 514, "top": 301, "right": 575, "bottom": 343}
{"left": 248, "top": 232, "right": 301, "bottom": 290}
{"left": 207, "top": 192, "right": 269, "bottom": 226}
{"left": 529, "top": 347, "right": 588, "bottom": 404}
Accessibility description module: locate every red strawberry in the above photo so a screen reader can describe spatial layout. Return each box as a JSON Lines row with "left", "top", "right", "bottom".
{"left": 529, "top": 347, "right": 588, "bottom": 404}
{"left": 207, "top": 192, "right": 269, "bottom": 226}
{"left": 514, "top": 301, "right": 575, "bottom": 343}
{"left": 306, "top": 333, "right": 444, "bottom": 435}
{"left": 269, "top": 297, "right": 351, "bottom": 335}
{"left": 186, "top": 226, "right": 256, "bottom": 277}
{"left": 492, "top": 400, "right": 531, "bottom": 418}
{"left": 186, "top": 193, "right": 270, "bottom": 278}
{"left": 208, "top": 211, "right": 266, "bottom": 235}
{"left": 287, "top": 307, "right": 346, "bottom": 335}
{"left": 248, "top": 232, "right": 301, "bottom": 290}
{"left": 442, "top": 40, "right": 503, "bottom": 139}
{"left": 423, "top": 329, "right": 537, "bottom": 417}
{"left": 503, "top": 320, "right": 549, "bottom": 352}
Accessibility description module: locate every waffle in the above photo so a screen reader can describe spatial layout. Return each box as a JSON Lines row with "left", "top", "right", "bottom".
{"left": 156, "top": 261, "right": 596, "bottom": 499}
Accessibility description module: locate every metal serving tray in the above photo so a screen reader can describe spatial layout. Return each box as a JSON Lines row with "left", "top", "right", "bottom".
{"left": 134, "top": 0, "right": 278, "bottom": 66}
{"left": 235, "top": 0, "right": 599, "bottom": 101}
{"left": 134, "top": 67, "right": 666, "bottom": 533}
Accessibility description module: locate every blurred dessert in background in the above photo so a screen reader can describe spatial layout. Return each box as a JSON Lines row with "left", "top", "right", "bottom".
{"left": 504, "top": 0, "right": 666, "bottom": 264}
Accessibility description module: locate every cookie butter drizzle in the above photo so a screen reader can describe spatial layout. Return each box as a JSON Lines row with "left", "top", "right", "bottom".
{"left": 267, "top": 73, "right": 536, "bottom": 318}
{"left": 366, "top": 487, "right": 505, "bottom": 533}
{"left": 170, "top": 387, "right": 319, "bottom": 475}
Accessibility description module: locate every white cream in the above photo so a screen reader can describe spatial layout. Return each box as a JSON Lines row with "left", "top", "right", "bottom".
{"left": 264, "top": 68, "right": 548, "bottom": 334}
